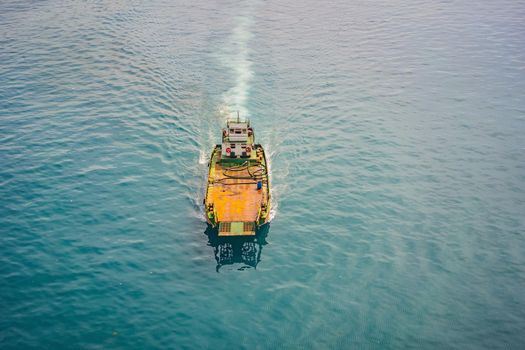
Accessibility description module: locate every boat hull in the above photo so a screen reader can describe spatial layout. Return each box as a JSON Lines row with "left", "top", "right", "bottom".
{"left": 204, "top": 144, "right": 270, "bottom": 236}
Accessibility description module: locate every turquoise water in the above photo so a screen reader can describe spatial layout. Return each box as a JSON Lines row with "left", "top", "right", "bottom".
{"left": 1, "top": 0, "right": 525, "bottom": 348}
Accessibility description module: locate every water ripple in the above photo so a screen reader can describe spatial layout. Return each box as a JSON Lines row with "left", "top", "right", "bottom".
{"left": 1, "top": 0, "right": 525, "bottom": 349}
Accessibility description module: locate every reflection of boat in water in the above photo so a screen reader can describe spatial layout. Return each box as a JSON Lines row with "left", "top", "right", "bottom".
{"left": 204, "top": 117, "right": 270, "bottom": 236}
{"left": 205, "top": 224, "right": 269, "bottom": 271}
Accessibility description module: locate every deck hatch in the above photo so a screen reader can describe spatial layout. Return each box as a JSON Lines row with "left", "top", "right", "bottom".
{"left": 218, "top": 221, "right": 256, "bottom": 236}
{"left": 244, "top": 222, "right": 255, "bottom": 232}
{"left": 219, "top": 222, "right": 231, "bottom": 233}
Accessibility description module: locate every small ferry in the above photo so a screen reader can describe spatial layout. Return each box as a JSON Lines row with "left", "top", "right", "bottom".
{"left": 204, "top": 117, "right": 270, "bottom": 236}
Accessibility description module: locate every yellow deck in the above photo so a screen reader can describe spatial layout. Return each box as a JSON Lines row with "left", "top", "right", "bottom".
{"left": 205, "top": 146, "right": 270, "bottom": 236}
{"left": 208, "top": 165, "right": 264, "bottom": 222}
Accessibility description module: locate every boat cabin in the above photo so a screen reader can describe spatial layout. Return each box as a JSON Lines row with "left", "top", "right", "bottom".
{"left": 221, "top": 120, "right": 254, "bottom": 159}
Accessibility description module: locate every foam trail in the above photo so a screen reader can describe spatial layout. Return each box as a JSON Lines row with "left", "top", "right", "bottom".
{"left": 265, "top": 142, "right": 287, "bottom": 222}
{"left": 266, "top": 148, "right": 278, "bottom": 221}
{"left": 221, "top": 14, "right": 254, "bottom": 119}
{"left": 198, "top": 149, "right": 208, "bottom": 165}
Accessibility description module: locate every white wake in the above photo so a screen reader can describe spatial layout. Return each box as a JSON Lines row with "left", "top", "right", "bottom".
{"left": 220, "top": 13, "right": 255, "bottom": 119}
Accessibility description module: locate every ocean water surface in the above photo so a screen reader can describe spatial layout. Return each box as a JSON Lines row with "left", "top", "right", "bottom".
{"left": 1, "top": 0, "right": 525, "bottom": 348}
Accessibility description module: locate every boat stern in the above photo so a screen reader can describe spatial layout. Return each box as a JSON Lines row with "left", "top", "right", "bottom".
{"left": 218, "top": 221, "right": 256, "bottom": 236}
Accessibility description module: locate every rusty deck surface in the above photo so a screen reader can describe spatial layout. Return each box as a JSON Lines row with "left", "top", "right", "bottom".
{"left": 205, "top": 146, "right": 269, "bottom": 233}
{"left": 209, "top": 181, "right": 262, "bottom": 222}
{"left": 207, "top": 163, "right": 266, "bottom": 222}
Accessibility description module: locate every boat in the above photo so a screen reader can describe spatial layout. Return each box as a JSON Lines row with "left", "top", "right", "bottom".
{"left": 204, "top": 117, "right": 270, "bottom": 236}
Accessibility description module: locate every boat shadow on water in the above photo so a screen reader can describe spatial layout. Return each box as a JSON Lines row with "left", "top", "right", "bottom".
{"left": 204, "top": 224, "right": 270, "bottom": 272}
